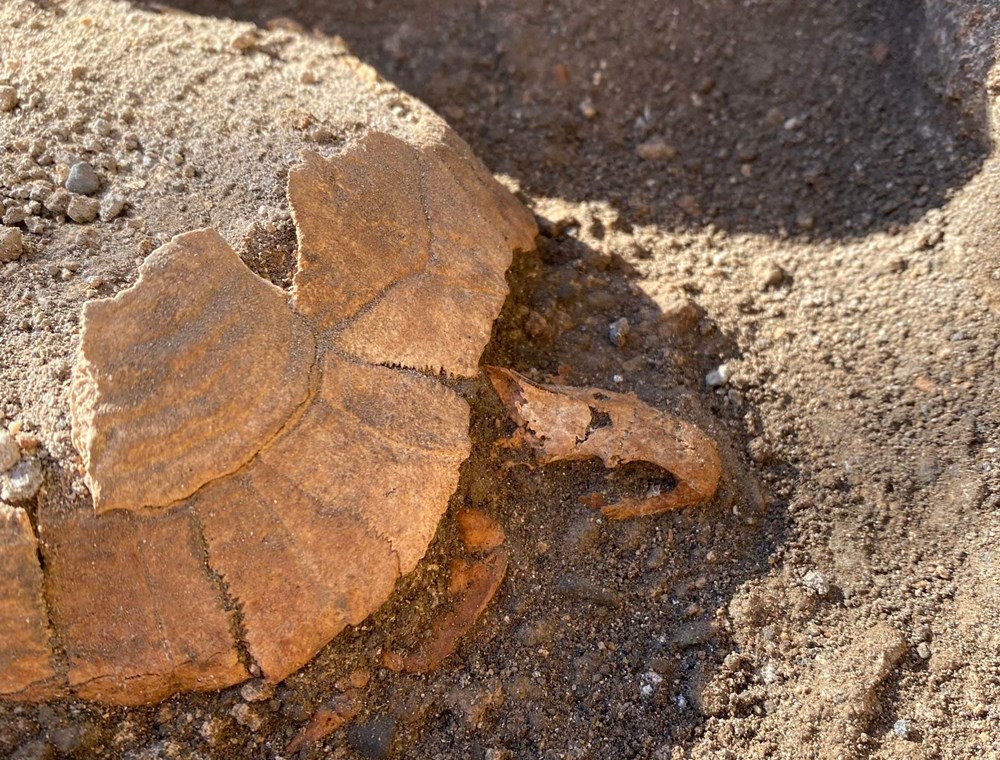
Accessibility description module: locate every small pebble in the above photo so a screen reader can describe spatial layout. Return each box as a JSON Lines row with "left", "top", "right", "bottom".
{"left": 916, "top": 642, "right": 931, "bottom": 659}
{"left": 893, "top": 718, "right": 911, "bottom": 739}
{"left": 228, "top": 702, "right": 262, "bottom": 731}
{"left": 1, "top": 458, "right": 43, "bottom": 502}
{"left": 639, "top": 670, "right": 663, "bottom": 699}
{"left": 3, "top": 206, "right": 28, "bottom": 226}
{"left": 705, "top": 363, "right": 732, "bottom": 387}
{"left": 230, "top": 31, "right": 259, "bottom": 52}
{"left": 66, "top": 195, "right": 100, "bottom": 224}
{"left": 0, "top": 429, "right": 20, "bottom": 472}
{"left": 44, "top": 188, "right": 70, "bottom": 215}
{"left": 238, "top": 679, "right": 275, "bottom": 703}
{"left": 99, "top": 193, "right": 126, "bottom": 222}
{"left": 608, "top": 317, "right": 630, "bottom": 348}
{"left": 24, "top": 217, "right": 46, "bottom": 235}
{"left": 347, "top": 714, "right": 397, "bottom": 759}
{"left": 747, "top": 437, "right": 771, "bottom": 464}
{"left": 754, "top": 260, "right": 788, "bottom": 291}
{"left": 636, "top": 135, "right": 677, "bottom": 161}
{"left": 677, "top": 195, "right": 701, "bottom": 217}
{"left": 65, "top": 162, "right": 100, "bottom": 195}
{"left": 0, "top": 227, "right": 23, "bottom": 263}
{"left": 579, "top": 98, "right": 597, "bottom": 120}
{"left": 0, "top": 85, "right": 18, "bottom": 112}
{"left": 801, "top": 569, "right": 830, "bottom": 596}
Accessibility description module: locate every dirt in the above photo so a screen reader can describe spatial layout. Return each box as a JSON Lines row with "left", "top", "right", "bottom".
{"left": 1, "top": 0, "right": 999, "bottom": 758}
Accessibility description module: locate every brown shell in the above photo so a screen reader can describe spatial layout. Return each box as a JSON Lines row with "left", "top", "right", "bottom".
{"left": 0, "top": 132, "right": 536, "bottom": 704}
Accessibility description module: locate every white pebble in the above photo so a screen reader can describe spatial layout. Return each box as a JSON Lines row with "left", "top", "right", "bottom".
{"left": 801, "top": 569, "right": 830, "bottom": 596}
{"left": 1, "top": 458, "right": 42, "bottom": 502}
{"left": 705, "top": 363, "right": 732, "bottom": 387}
{"left": 99, "top": 193, "right": 127, "bottom": 222}
{"left": 639, "top": 670, "right": 663, "bottom": 699}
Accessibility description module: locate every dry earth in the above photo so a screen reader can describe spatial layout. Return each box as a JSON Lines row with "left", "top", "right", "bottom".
{"left": 1, "top": 0, "right": 999, "bottom": 759}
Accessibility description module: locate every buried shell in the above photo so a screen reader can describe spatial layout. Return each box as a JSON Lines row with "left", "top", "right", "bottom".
{"left": 0, "top": 131, "right": 536, "bottom": 705}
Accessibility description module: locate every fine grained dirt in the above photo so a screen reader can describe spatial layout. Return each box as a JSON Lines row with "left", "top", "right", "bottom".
{"left": 1, "top": 0, "right": 999, "bottom": 758}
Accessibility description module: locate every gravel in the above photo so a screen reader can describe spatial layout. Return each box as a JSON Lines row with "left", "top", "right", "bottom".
{"left": 636, "top": 135, "right": 677, "bottom": 161}
{"left": 43, "top": 188, "right": 70, "bottom": 215}
{"left": 754, "top": 260, "right": 788, "bottom": 291}
{"left": 801, "top": 569, "right": 831, "bottom": 596}
{"left": 608, "top": 317, "right": 630, "bottom": 348}
{"left": 65, "top": 195, "right": 100, "bottom": 224}
{"left": 705, "top": 363, "right": 732, "bottom": 387}
{"left": 0, "top": 226, "right": 23, "bottom": 262}
{"left": 0, "top": 429, "right": 20, "bottom": 472}
{"left": 1, "top": 457, "right": 42, "bottom": 502}
{"left": 99, "top": 193, "right": 126, "bottom": 222}
{"left": 0, "top": 85, "right": 17, "bottom": 112}
{"left": 64, "top": 162, "right": 100, "bottom": 195}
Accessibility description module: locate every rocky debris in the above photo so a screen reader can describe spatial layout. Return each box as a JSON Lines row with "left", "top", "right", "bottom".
{"left": 754, "top": 260, "right": 788, "bottom": 290}
{"left": 42, "top": 189, "right": 70, "bottom": 216}
{"left": 608, "top": 316, "right": 630, "bottom": 347}
{"left": 238, "top": 679, "right": 275, "bottom": 703}
{"left": 0, "top": 85, "right": 18, "bottom": 112}
{"left": 3, "top": 206, "right": 27, "bottom": 227}
{"left": 228, "top": 703, "right": 262, "bottom": 731}
{"left": 800, "top": 569, "right": 830, "bottom": 596}
{"left": 10, "top": 739, "right": 55, "bottom": 760}
{"left": 636, "top": 135, "right": 677, "bottom": 161}
{"left": 705, "top": 364, "right": 732, "bottom": 387}
{"left": 0, "top": 227, "right": 23, "bottom": 262}
{"left": 0, "top": 429, "right": 20, "bottom": 472}
{"left": 659, "top": 295, "right": 701, "bottom": 336}
{"left": 677, "top": 195, "right": 702, "bottom": 217}
{"left": 98, "top": 193, "right": 126, "bottom": 222}
{"left": 64, "top": 162, "right": 100, "bottom": 196}
{"left": 1, "top": 458, "right": 42, "bottom": 503}
{"left": 65, "top": 195, "right": 100, "bottom": 224}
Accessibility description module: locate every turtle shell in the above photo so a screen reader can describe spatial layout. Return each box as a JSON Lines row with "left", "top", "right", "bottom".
{"left": 0, "top": 130, "right": 535, "bottom": 704}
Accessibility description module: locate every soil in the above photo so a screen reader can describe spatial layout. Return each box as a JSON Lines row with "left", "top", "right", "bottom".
{"left": 1, "top": 0, "right": 999, "bottom": 759}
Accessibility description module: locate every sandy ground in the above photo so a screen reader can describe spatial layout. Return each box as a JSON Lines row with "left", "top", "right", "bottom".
{"left": 1, "top": 0, "right": 999, "bottom": 758}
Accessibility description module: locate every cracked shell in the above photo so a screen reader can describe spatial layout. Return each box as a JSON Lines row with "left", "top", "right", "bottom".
{"left": 1, "top": 130, "right": 536, "bottom": 704}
